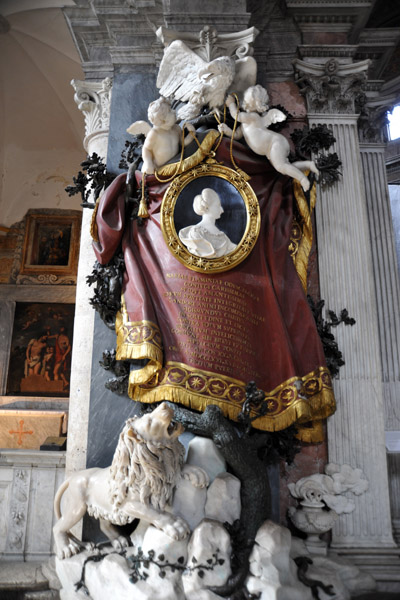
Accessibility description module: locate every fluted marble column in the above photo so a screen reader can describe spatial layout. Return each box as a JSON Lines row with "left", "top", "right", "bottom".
{"left": 360, "top": 133, "right": 400, "bottom": 546}
{"left": 294, "top": 58, "right": 395, "bottom": 549}
{"left": 66, "top": 78, "right": 112, "bottom": 476}
{"left": 360, "top": 141, "right": 400, "bottom": 432}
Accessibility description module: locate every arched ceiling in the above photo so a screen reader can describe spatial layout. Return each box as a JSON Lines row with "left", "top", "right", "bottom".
{"left": 0, "top": 1, "right": 85, "bottom": 226}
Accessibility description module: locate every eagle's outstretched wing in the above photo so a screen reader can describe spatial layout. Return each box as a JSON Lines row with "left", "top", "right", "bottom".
{"left": 157, "top": 40, "right": 205, "bottom": 102}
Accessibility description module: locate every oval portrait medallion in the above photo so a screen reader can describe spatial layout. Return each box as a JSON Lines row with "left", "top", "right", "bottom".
{"left": 161, "top": 162, "right": 261, "bottom": 273}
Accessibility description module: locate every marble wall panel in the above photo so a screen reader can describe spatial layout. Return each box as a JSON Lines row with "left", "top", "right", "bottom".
{"left": 86, "top": 311, "right": 140, "bottom": 470}
{"left": 0, "top": 450, "right": 65, "bottom": 561}
{"left": 106, "top": 71, "right": 158, "bottom": 176}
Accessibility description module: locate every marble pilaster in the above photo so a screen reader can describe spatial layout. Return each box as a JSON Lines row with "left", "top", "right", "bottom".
{"left": 66, "top": 78, "right": 112, "bottom": 477}
{"left": 360, "top": 141, "right": 400, "bottom": 432}
{"left": 359, "top": 135, "right": 400, "bottom": 555}
{"left": 294, "top": 58, "right": 395, "bottom": 550}
{"left": 0, "top": 450, "right": 65, "bottom": 561}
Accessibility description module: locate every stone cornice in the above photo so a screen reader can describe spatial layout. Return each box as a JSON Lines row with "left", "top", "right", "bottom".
{"left": 63, "top": 1, "right": 252, "bottom": 77}
{"left": 63, "top": 2, "right": 164, "bottom": 77}
{"left": 298, "top": 45, "right": 357, "bottom": 62}
{"left": 0, "top": 449, "right": 66, "bottom": 467}
{"left": 355, "top": 28, "right": 400, "bottom": 80}
{"left": 379, "top": 76, "right": 400, "bottom": 109}
{"left": 285, "top": 0, "right": 374, "bottom": 39}
{"left": 156, "top": 25, "right": 258, "bottom": 58}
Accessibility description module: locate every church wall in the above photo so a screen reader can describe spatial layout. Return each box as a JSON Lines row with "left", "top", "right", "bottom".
{"left": 0, "top": 6, "right": 86, "bottom": 560}
{"left": 0, "top": 146, "right": 84, "bottom": 228}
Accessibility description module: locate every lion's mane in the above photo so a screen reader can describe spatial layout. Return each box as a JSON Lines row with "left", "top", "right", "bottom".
{"left": 109, "top": 417, "right": 185, "bottom": 512}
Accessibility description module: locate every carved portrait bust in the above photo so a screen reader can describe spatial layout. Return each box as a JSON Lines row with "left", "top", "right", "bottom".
{"left": 178, "top": 188, "right": 237, "bottom": 258}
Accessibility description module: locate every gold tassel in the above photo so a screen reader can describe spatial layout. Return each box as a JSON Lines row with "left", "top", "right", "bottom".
{"left": 138, "top": 173, "right": 149, "bottom": 218}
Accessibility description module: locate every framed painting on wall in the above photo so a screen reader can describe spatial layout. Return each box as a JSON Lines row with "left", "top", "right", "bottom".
{"left": 20, "top": 214, "right": 81, "bottom": 278}
{"left": 6, "top": 302, "right": 75, "bottom": 397}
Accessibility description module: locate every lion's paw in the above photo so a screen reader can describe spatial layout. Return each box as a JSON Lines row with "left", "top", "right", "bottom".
{"left": 83, "top": 541, "right": 95, "bottom": 552}
{"left": 58, "top": 539, "right": 81, "bottom": 560}
{"left": 182, "top": 465, "right": 209, "bottom": 489}
{"left": 112, "top": 535, "right": 130, "bottom": 551}
{"left": 162, "top": 516, "right": 190, "bottom": 541}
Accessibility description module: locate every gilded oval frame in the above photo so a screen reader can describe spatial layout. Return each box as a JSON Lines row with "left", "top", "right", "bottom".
{"left": 161, "top": 162, "right": 260, "bottom": 273}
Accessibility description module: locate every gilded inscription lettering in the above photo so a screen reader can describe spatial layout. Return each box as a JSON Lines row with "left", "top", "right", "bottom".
{"left": 163, "top": 274, "right": 263, "bottom": 380}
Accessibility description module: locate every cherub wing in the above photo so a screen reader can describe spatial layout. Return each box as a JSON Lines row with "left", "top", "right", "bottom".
{"left": 261, "top": 108, "right": 286, "bottom": 128}
{"left": 157, "top": 40, "right": 206, "bottom": 102}
{"left": 126, "top": 120, "right": 152, "bottom": 136}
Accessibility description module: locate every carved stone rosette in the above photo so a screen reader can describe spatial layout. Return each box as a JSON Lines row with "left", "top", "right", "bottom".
{"left": 71, "top": 77, "right": 112, "bottom": 156}
{"left": 293, "top": 58, "right": 369, "bottom": 115}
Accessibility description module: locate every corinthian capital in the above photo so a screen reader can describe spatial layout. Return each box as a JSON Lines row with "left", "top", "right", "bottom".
{"left": 71, "top": 77, "right": 113, "bottom": 155}
{"left": 293, "top": 58, "right": 370, "bottom": 115}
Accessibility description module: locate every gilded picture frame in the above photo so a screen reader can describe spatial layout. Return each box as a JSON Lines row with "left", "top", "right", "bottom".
{"left": 161, "top": 162, "right": 260, "bottom": 273}
{"left": 20, "top": 213, "right": 81, "bottom": 278}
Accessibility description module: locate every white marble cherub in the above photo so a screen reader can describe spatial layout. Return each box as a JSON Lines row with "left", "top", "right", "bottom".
{"left": 179, "top": 188, "right": 237, "bottom": 258}
{"left": 127, "top": 96, "right": 195, "bottom": 174}
{"left": 218, "top": 85, "right": 319, "bottom": 192}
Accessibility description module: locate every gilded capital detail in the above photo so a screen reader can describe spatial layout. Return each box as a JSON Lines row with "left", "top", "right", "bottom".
{"left": 293, "top": 58, "right": 369, "bottom": 115}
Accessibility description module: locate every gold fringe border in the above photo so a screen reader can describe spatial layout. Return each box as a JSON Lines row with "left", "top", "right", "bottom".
{"left": 90, "top": 196, "right": 101, "bottom": 242}
{"left": 133, "top": 384, "right": 334, "bottom": 439}
{"left": 116, "top": 299, "right": 163, "bottom": 386}
{"left": 292, "top": 178, "right": 317, "bottom": 293}
{"left": 130, "top": 361, "right": 335, "bottom": 440}
{"left": 296, "top": 421, "right": 325, "bottom": 443}
{"left": 156, "top": 130, "right": 220, "bottom": 178}
{"left": 128, "top": 359, "right": 162, "bottom": 387}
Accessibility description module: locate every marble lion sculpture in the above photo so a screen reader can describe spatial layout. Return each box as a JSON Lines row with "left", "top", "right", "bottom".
{"left": 53, "top": 402, "right": 209, "bottom": 559}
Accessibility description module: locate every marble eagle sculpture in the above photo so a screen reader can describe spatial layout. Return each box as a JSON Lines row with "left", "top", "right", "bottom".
{"left": 157, "top": 39, "right": 257, "bottom": 120}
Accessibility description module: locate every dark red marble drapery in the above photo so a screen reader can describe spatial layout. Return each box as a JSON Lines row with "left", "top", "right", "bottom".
{"left": 93, "top": 137, "right": 335, "bottom": 437}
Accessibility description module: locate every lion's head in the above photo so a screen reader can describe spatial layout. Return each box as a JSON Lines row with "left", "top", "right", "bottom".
{"left": 109, "top": 403, "right": 185, "bottom": 512}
